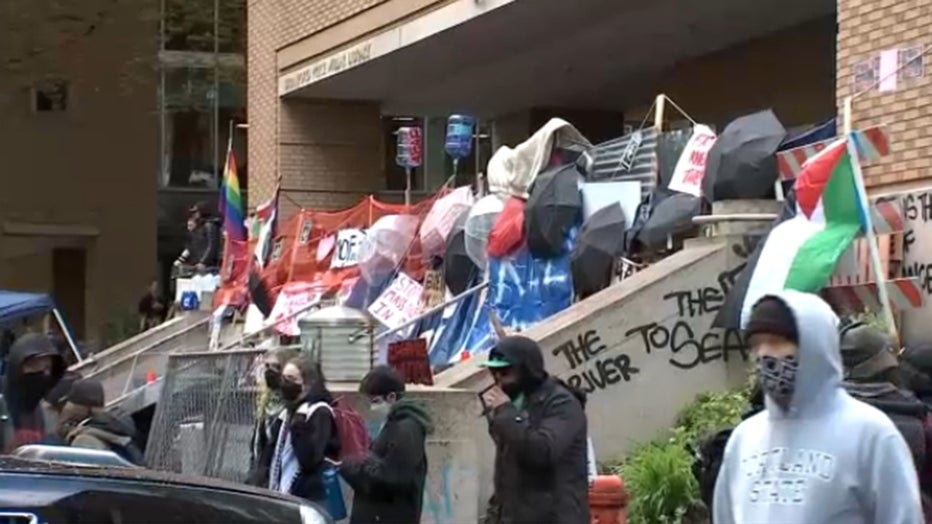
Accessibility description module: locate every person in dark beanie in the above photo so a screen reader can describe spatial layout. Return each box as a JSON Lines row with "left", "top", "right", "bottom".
{"left": 1, "top": 333, "right": 65, "bottom": 452}
{"left": 714, "top": 291, "right": 921, "bottom": 524}
{"left": 57, "top": 378, "right": 144, "bottom": 465}
{"left": 479, "top": 336, "right": 589, "bottom": 524}
{"left": 839, "top": 322, "right": 932, "bottom": 521}
{"left": 338, "top": 365, "right": 434, "bottom": 524}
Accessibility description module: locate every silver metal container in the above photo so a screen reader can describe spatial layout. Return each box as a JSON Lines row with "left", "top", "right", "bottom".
{"left": 298, "top": 306, "right": 375, "bottom": 382}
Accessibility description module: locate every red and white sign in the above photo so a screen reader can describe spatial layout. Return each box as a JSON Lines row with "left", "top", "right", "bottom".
{"left": 268, "top": 281, "right": 323, "bottom": 336}
{"left": 668, "top": 124, "right": 717, "bottom": 197}
{"left": 368, "top": 273, "right": 424, "bottom": 330}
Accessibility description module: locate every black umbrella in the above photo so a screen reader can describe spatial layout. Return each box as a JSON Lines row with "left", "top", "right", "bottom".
{"left": 525, "top": 164, "right": 583, "bottom": 258}
{"left": 443, "top": 214, "right": 478, "bottom": 295}
{"left": 702, "top": 109, "right": 787, "bottom": 201}
{"left": 570, "top": 203, "right": 627, "bottom": 299}
{"left": 632, "top": 189, "right": 702, "bottom": 249}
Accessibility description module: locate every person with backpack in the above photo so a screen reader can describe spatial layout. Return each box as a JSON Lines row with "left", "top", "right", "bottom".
{"left": 338, "top": 365, "right": 434, "bottom": 524}
{"left": 268, "top": 355, "right": 341, "bottom": 506}
{"left": 713, "top": 292, "right": 921, "bottom": 523}
{"left": 56, "top": 378, "right": 144, "bottom": 465}
{"left": 479, "top": 335, "right": 589, "bottom": 524}
{"left": 840, "top": 322, "right": 932, "bottom": 521}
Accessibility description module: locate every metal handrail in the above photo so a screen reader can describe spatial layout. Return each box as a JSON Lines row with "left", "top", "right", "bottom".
{"left": 373, "top": 281, "right": 489, "bottom": 343}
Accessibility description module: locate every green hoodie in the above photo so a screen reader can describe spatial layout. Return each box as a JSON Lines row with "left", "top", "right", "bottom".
{"left": 388, "top": 398, "right": 435, "bottom": 435}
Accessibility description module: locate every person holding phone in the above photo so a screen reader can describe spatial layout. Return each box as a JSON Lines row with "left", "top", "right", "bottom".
{"left": 338, "top": 365, "right": 434, "bottom": 524}
{"left": 480, "top": 336, "right": 589, "bottom": 524}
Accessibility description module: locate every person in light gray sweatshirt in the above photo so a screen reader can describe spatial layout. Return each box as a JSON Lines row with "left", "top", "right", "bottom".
{"left": 713, "top": 290, "right": 922, "bottom": 524}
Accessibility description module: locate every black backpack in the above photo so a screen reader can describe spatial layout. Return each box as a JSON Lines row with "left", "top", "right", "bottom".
{"left": 844, "top": 382, "right": 928, "bottom": 471}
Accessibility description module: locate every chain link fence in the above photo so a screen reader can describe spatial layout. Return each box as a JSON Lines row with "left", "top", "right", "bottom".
{"left": 145, "top": 348, "right": 264, "bottom": 483}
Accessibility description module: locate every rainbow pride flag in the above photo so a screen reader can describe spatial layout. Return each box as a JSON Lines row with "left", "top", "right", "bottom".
{"left": 220, "top": 147, "right": 247, "bottom": 243}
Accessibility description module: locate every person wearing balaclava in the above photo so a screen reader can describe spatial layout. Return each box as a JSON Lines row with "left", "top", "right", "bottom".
{"left": 479, "top": 335, "right": 589, "bottom": 524}
{"left": 713, "top": 291, "right": 922, "bottom": 524}
{"left": 339, "top": 365, "right": 434, "bottom": 524}
{"left": 247, "top": 347, "right": 300, "bottom": 487}
{"left": 1, "top": 333, "right": 65, "bottom": 452}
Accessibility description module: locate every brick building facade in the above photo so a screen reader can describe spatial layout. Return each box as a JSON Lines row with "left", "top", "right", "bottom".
{"left": 0, "top": 0, "right": 159, "bottom": 345}
{"left": 249, "top": 0, "right": 932, "bottom": 214}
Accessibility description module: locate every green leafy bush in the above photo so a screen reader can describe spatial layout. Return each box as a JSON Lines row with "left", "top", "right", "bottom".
{"left": 673, "top": 390, "right": 749, "bottom": 450}
{"left": 615, "top": 439, "right": 698, "bottom": 524}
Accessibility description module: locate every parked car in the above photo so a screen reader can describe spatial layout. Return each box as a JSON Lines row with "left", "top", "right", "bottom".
{"left": 0, "top": 446, "right": 333, "bottom": 524}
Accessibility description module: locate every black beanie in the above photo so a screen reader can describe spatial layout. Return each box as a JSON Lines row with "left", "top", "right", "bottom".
{"left": 746, "top": 297, "right": 798, "bottom": 344}
{"left": 67, "top": 378, "right": 105, "bottom": 408}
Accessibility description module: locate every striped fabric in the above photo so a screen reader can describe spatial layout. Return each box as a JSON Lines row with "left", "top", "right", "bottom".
{"left": 588, "top": 127, "right": 659, "bottom": 199}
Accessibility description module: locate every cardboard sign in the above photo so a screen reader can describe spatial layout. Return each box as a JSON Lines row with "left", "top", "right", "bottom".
{"left": 668, "top": 124, "right": 717, "bottom": 197}
{"left": 387, "top": 338, "right": 433, "bottom": 385}
{"left": 330, "top": 228, "right": 365, "bottom": 269}
{"left": 420, "top": 269, "right": 445, "bottom": 309}
{"left": 268, "top": 281, "right": 323, "bottom": 336}
{"left": 368, "top": 273, "right": 424, "bottom": 330}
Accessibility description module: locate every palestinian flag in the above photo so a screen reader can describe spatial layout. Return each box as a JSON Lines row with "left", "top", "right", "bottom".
{"left": 714, "top": 137, "right": 865, "bottom": 328}
{"left": 254, "top": 184, "right": 280, "bottom": 269}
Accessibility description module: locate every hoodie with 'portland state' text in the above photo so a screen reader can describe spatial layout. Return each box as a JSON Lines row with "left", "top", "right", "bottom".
{"left": 713, "top": 290, "right": 921, "bottom": 524}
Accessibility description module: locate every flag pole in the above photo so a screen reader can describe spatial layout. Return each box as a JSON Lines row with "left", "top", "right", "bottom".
{"left": 843, "top": 95, "right": 899, "bottom": 345}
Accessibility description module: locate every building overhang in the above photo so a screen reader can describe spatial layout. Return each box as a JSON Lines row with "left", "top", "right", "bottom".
{"left": 278, "top": 0, "right": 833, "bottom": 115}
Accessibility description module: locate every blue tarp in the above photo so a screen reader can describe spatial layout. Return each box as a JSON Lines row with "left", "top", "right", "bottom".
{"left": 0, "top": 290, "right": 54, "bottom": 326}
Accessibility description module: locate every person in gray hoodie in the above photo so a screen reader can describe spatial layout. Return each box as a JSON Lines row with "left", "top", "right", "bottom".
{"left": 713, "top": 290, "right": 921, "bottom": 524}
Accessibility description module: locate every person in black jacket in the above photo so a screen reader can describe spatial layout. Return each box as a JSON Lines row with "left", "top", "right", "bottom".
{"left": 268, "top": 355, "right": 341, "bottom": 504}
{"left": 480, "top": 336, "right": 589, "bottom": 524}
{"left": 339, "top": 365, "right": 434, "bottom": 524}
{"left": 56, "top": 378, "right": 145, "bottom": 465}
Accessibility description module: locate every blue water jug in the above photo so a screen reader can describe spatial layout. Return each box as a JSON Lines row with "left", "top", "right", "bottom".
{"left": 444, "top": 114, "right": 476, "bottom": 160}
{"left": 180, "top": 291, "right": 200, "bottom": 311}
{"left": 322, "top": 466, "right": 347, "bottom": 520}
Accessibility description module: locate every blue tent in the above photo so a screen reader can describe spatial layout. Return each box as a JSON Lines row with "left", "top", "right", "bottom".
{"left": 0, "top": 290, "right": 54, "bottom": 326}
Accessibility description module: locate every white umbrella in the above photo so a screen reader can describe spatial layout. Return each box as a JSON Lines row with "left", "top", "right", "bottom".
{"left": 464, "top": 194, "right": 506, "bottom": 270}
{"left": 358, "top": 214, "right": 420, "bottom": 283}
{"left": 419, "top": 186, "right": 475, "bottom": 258}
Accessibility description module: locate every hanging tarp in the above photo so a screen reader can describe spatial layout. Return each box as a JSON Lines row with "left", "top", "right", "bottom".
{"left": 0, "top": 290, "right": 54, "bottom": 326}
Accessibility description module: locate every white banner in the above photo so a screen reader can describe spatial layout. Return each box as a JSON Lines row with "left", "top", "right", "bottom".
{"left": 267, "top": 281, "right": 323, "bottom": 336}
{"left": 368, "top": 273, "right": 424, "bottom": 330}
{"left": 668, "top": 124, "right": 717, "bottom": 197}
{"left": 330, "top": 228, "right": 365, "bottom": 269}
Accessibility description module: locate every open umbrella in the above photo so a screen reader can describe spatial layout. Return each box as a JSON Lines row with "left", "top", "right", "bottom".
{"left": 464, "top": 194, "right": 506, "bottom": 270}
{"left": 570, "top": 203, "right": 626, "bottom": 299}
{"left": 444, "top": 213, "right": 478, "bottom": 295}
{"left": 702, "top": 109, "right": 787, "bottom": 201}
{"left": 631, "top": 189, "right": 702, "bottom": 250}
{"left": 358, "top": 214, "right": 419, "bottom": 283}
{"left": 525, "top": 164, "right": 582, "bottom": 258}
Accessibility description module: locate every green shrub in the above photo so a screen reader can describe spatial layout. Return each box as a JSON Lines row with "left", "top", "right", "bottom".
{"left": 673, "top": 390, "right": 749, "bottom": 450}
{"left": 616, "top": 439, "right": 698, "bottom": 524}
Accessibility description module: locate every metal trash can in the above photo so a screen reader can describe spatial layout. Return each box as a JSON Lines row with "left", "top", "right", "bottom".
{"left": 298, "top": 306, "right": 375, "bottom": 382}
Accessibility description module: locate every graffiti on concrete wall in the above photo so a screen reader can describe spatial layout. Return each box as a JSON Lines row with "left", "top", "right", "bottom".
{"left": 551, "top": 236, "right": 758, "bottom": 393}
{"left": 423, "top": 461, "right": 454, "bottom": 524}
{"left": 553, "top": 329, "right": 641, "bottom": 393}
{"left": 903, "top": 191, "right": 932, "bottom": 296}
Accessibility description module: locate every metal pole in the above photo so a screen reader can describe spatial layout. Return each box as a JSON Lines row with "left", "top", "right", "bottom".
{"left": 212, "top": 0, "right": 220, "bottom": 186}
{"left": 51, "top": 308, "right": 82, "bottom": 362}
{"left": 404, "top": 167, "right": 412, "bottom": 206}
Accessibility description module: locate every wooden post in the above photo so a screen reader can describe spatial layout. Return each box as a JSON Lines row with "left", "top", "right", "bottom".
{"left": 653, "top": 94, "right": 666, "bottom": 131}
{"left": 843, "top": 95, "right": 899, "bottom": 345}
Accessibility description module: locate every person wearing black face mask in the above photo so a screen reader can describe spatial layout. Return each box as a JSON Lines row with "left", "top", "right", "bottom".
{"left": 267, "top": 355, "right": 341, "bottom": 506}
{"left": 1, "top": 333, "right": 65, "bottom": 453}
{"left": 479, "top": 336, "right": 589, "bottom": 524}
{"left": 247, "top": 348, "right": 299, "bottom": 487}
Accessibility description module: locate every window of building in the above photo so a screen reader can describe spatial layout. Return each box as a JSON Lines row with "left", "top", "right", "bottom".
{"left": 33, "top": 79, "right": 69, "bottom": 112}
{"left": 163, "top": 0, "right": 245, "bottom": 54}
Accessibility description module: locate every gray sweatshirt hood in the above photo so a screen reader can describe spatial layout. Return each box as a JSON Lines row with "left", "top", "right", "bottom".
{"left": 747, "top": 290, "right": 843, "bottom": 418}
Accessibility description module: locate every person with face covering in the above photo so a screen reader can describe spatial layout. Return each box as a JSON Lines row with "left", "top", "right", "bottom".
{"left": 248, "top": 347, "right": 300, "bottom": 487}
{"left": 56, "top": 378, "right": 144, "bottom": 465}
{"left": 1, "top": 333, "right": 65, "bottom": 452}
{"left": 479, "top": 336, "right": 589, "bottom": 524}
{"left": 713, "top": 291, "right": 922, "bottom": 524}
{"left": 339, "top": 365, "right": 434, "bottom": 524}
{"left": 268, "top": 355, "right": 341, "bottom": 504}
